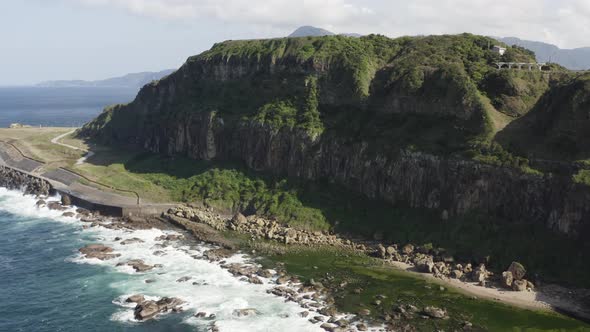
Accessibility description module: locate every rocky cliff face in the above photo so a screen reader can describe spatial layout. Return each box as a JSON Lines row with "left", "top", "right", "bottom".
{"left": 135, "top": 113, "right": 590, "bottom": 237}
{"left": 81, "top": 34, "right": 590, "bottom": 238}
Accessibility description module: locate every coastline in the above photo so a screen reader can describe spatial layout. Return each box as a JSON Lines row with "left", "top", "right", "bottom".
{"left": 0, "top": 150, "right": 589, "bottom": 330}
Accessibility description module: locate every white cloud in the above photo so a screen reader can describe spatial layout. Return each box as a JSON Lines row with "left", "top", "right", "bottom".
{"left": 69, "top": 0, "right": 373, "bottom": 26}
{"left": 67, "top": 0, "right": 590, "bottom": 48}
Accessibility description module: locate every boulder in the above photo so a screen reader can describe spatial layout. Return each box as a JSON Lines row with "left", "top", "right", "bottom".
{"left": 120, "top": 238, "right": 145, "bottom": 245}
{"left": 357, "top": 323, "right": 368, "bottom": 331}
{"left": 118, "top": 259, "right": 154, "bottom": 272}
{"left": 176, "top": 276, "right": 192, "bottom": 283}
{"left": 126, "top": 294, "right": 145, "bottom": 303}
{"left": 232, "top": 213, "right": 247, "bottom": 225}
{"left": 62, "top": 212, "right": 76, "bottom": 218}
{"left": 415, "top": 257, "right": 435, "bottom": 273}
{"left": 508, "top": 262, "right": 526, "bottom": 281}
{"left": 501, "top": 271, "right": 514, "bottom": 288}
{"left": 134, "top": 301, "right": 161, "bottom": 320}
{"left": 194, "top": 312, "right": 207, "bottom": 318}
{"left": 512, "top": 279, "right": 527, "bottom": 292}
{"left": 473, "top": 264, "right": 488, "bottom": 284}
{"left": 451, "top": 269, "right": 463, "bottom": 279}
{"left": 320, "top": 323, "right": 336, "bottom": 331}
{"left": 79, "top": 244, "right": 120, "bottom": 260}
{"left": 358, "top": 308, "right": 371, "bottom": 316}
{"left": 376, "top": 244, "right": 386, "bottom": 258}
{"left": 423, "top": 306, "right": 448, "bottom": 319}
{"left": 47, "top": 201, "right": 67, "bottom": 211}
{"left": 402, "top": 244, "right": 415, "bottom": 255}
{"left": 36, "top": 199, "right": 46, "bottom": 207}
{"left": 386, "top": 246, "right": 396, "bottom": 256}
{"left": 61, "top": 194, "right": 72, "bottom": 206}
{"left": 203, "top": 248, "right": 233, "bottom": 261}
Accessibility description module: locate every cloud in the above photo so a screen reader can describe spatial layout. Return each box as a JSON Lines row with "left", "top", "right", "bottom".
{"left": 67, "top": 0, "right": 590, "bottom": 48}
{"left": 69, "top": 0, "right": 374, "bottom": 26}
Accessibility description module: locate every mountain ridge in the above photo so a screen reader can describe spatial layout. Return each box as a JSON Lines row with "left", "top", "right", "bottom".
{"left": 36, "top": 69, "right": 175, "bottom": 89}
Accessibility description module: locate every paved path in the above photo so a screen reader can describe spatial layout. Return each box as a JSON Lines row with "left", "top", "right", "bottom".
{"left": 50, "top": 129, "right": 96, "bottom": 165}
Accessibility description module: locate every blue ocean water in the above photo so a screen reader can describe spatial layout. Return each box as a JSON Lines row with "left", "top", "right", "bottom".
{"left": 0, "top": 190, "right": 322, "bottom": 332}
{"left": 0, "top": 87, "right": 137, "bottom": 128}
{"left": 0, "top": 191, "right": 192, "bottom": 332}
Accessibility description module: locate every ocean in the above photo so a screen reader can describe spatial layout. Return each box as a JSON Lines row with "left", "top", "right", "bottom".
{"left": 0, "top": 87, "right": 138, "bottom": 128}
{"left": 0, "top": 87, "right": 323, "bottom": 331}
{"left": 0, "top": 189, "right": 322, "bottom": 332}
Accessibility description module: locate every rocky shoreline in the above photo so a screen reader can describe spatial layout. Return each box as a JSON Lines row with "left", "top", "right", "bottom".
{"left": 166, "top": 205, "right": 590, "bottom": 324}
{"left": 1, "top": 167, "right": 588, "bottom": 329}
{"left": 167, "top": 205, "right": 536, "bottom": 293}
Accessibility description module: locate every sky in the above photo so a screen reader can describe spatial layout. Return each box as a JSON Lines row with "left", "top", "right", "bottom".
{"left": 1, "top": 0, "right": 589, "bottom": 85}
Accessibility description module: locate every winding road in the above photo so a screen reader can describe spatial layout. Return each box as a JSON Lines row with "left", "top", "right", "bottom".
{"left": 51, "top": 129, "right": 95, "bottom": 165}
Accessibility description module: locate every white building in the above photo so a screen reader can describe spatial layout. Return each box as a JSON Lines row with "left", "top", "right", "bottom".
{"left": 492, "top": 45, "right": 507, "bottom": 56}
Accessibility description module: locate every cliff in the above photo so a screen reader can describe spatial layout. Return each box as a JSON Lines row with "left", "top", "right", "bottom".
{"left": 80, "top": 34, "right": 590, "bottom": 238}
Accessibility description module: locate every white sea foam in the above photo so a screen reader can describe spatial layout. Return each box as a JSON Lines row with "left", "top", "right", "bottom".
{"left": 0, "top": 187, "right": 335, "bottom": 331}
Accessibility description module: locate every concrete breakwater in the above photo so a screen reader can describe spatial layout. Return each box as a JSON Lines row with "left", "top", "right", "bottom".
{"left": 0, "top": 165, "right": 52, "bottom": 196}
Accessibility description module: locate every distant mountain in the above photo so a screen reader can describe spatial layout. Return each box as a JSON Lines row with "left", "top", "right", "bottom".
{"left": 497, "top": 37, "right": 590, "bottom": 70}
{"left": 289, "top": 26, "right": 335, "bottom": 38}
{"left": 36, "top": 69, "right": 175, "bottom": 89}
{"left": 288, "top": 26, "right": 362, "bottom": 38}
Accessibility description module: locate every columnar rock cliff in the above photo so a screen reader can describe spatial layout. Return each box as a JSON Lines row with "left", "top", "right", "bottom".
{"left": 81, "top": 34, "right": 590, "bottom": 238}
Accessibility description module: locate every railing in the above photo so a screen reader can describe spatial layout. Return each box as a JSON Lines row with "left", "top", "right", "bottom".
{"left": 58, "top": 167, "right": 141, "bottom": 205}
{"left": 0, "top": 139, "right": 141, "bottom": 205}
{"left": 0, "top": 139, "right": 46, "bottom": 164}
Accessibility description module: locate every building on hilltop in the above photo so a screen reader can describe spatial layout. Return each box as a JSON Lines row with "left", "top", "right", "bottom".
{"left": 492, "top": 45, "right": 507, "bottom": 56}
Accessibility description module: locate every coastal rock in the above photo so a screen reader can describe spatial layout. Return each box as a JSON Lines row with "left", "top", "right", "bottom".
{"left": 415, "top": 256, "right": 435, "bottom": 273}
{"left": 402, "top": 244, "right": 415, "bottom": 255}
{"left": 62, "top": 212, "right": 75, "bottom": 218}
{"left": 451, "top": 269, "right": 463, "bottom": 279}
{"left": 508, "top": 262, "right": 526, "bottom": 281}
{"left": 512, "top": 279, "right": 528, "bottom": 292}
{"left": 118, "top": 259, "right": 154, "bottom": 272}
{"left": 126, "top": 294, "right": 145, "bottom": 303}
{"left": 79, "top": 244, "right": 120, "bottom": 260}
{"left": 203, "top": 248, "right": 233, "bottom": 261}
{"left": 134, "top": 301, "right": 161, "bottom": 320}
{"left": 473, "top": 264, "right": 488, "bottom": 285}
{"left": 133, "top": 297, "right": 185, "bottom": 320}
{"left": 423, "top": 306, "right": 448, "bottom": 319}
{"left": 120, "top": 238, "right": 145, "bottom": 245}
{"left": 61, "top": 194, "right": 72, "bottom": 206}
{"left": 47, "top": 201, "right": 67, "bottom": 211}
{"left": 501, "top": 271, "right": 514, "bottom": 288}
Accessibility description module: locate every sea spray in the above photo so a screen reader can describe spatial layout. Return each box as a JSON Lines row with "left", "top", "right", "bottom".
{"left": 0, "top": 187, "right": 329, "bottom": 331}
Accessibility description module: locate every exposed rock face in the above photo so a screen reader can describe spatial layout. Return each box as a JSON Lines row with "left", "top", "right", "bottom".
{"left": 86, "top": 110, "right": 590, "bottom": 238}
{"left": 0, "top": 166, "right": 51, "bottom": 196}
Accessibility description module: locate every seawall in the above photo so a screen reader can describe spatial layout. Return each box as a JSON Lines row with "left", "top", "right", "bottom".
{"left": 0, "top": 164, "right": 173, "bottom": 218}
